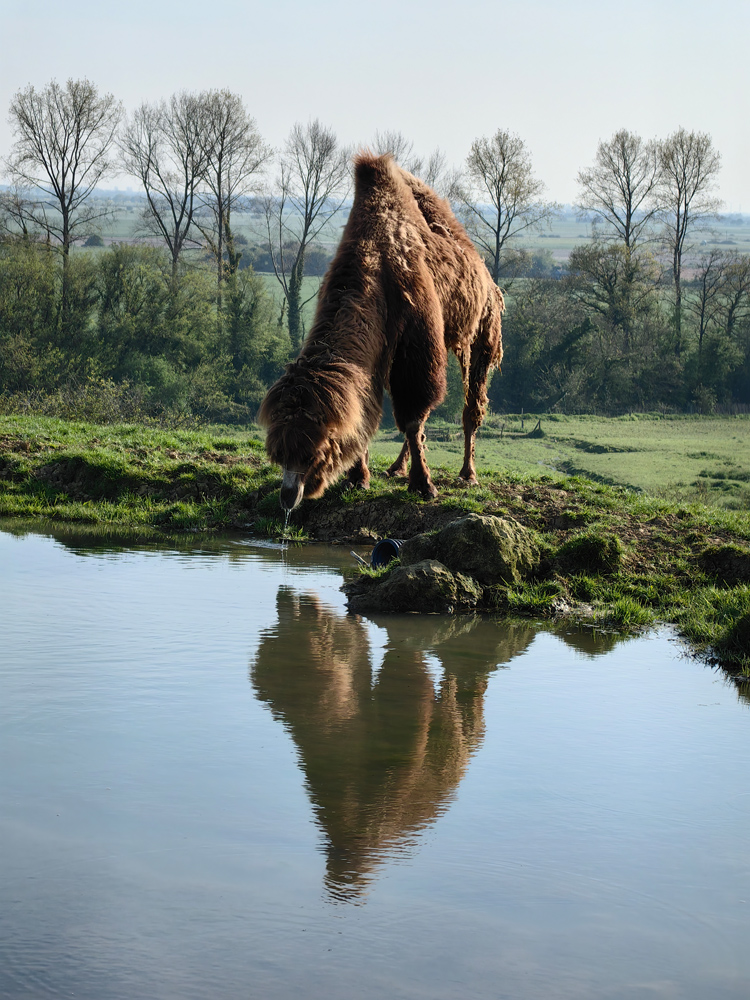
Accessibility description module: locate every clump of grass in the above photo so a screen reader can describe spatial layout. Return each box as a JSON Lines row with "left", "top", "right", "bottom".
{"left": 717, "top": 613, "right": 750, "bottom": 668}
{"left": 358, "top": 561, "right": 397, "bottom": 580}
{"left": 596, "top": 596, "right": 655, "bottom": 629}
{"left": 506, "top": 580, "right": 565, "bottom": 615}
{"left": 153, "top": 500, "right": 232, "bottom": 531}
{"left": 253, "top": 516, "right": 308, "bottom": 542}
{"left": 556, "top": 530, "right": 624, "bottom": 575}
{"left": 569, "top": 573, "right": 603, "bottom": 603}
{"left": 439, "top": 496, "right": 485, "bottom": 513}
{"left": 253, "top": 516, "right": 282, "bottom": 537}
{"left": 281, "top": 524, "right": 308, "bottom": 542}
{"left": 675, "top": 585, "right": 750, "bottom": 669}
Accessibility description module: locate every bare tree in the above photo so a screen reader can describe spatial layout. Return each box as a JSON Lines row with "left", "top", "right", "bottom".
{"left": 657, "top": 128, "right": 722, "bottom": 353}
{"left": 690, "top": 249, "right": 727, "bottom": 361}
{"left": 716, "top": 252, "right": 750, "bottom": 341}
{"left": 263, "top": 120, "right": 349, "bottom": 349}
{"left": 119, "top": 92, "right": 209, "bottom": 284}
{"left": 574, "top": 130, "right": 661, "bottom": 348}
{"left": 5, "top": 78, "right": 122, "bottom": 326}
{"left": 567, "top": 241, "right": 660, "bottom": 351}
{"left": 371, "top": 131, "right": 451, "bottom": 195}
{"left": 452, "top": 129, "right": 556, "bottom": 285}
{"left": 194, "top": 90, "right": 271, "bottom": 301}
{"left": 372, "top": 129, "right": 422, "bottom": 173}
{"left": 422, "top": 148, "right": 449, "bottom": 193}
{"left": 0, "top": 185, "right": 38, "bottom": 241}
{"left": 576, "top": 129, "right": 660, "bottom": 250}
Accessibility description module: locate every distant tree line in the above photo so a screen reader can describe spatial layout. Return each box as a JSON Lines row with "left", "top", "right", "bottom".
{"left": 0, "top": 77, "right": 748, "bottom": 421}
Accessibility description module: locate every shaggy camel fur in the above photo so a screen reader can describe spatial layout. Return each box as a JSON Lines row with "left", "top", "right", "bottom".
{"left": 258, "top": 153, "right": 504, "bottom": 511}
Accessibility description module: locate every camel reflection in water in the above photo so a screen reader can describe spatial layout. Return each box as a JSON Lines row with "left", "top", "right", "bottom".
{"left": 250, "top": 587, "right": 538, "bottom": 902}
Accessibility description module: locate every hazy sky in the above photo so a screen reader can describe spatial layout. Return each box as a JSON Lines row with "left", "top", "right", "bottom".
{"left": 3, "top": 0, "right": 748, "bottom": 209}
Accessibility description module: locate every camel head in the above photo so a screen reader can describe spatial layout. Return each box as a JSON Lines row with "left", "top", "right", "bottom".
{"left": 258, "top": 358, "right": 369, "bottom": 511}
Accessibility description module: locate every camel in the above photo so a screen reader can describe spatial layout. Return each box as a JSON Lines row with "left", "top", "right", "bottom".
{"left": 258, "top": 153, "right": 504, "bottom": 510}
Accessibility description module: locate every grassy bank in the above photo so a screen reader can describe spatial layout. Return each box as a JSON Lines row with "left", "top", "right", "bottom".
{"left": 1, "top": 414, "right": 749, "bottom": 678}
{"left": 371, "top": 412, "right": 750, "bottom": 510}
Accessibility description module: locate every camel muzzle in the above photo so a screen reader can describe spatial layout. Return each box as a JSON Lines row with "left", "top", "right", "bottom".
{"left": 280, "top": 468, "right": 305, "bottom": 510}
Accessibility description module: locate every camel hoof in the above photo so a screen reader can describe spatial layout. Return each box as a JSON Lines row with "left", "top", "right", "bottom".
{"left": 408, "top": 481, "right": 438, "bottom": 500}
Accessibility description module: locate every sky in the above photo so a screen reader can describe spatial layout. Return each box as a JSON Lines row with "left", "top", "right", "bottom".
{"left": 2, "top": 0, "right": 748, "bottom": 210}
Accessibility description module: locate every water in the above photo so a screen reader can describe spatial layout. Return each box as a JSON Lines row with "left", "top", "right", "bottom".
{"left": 1, "top": 523, "right": 749, "bottom": 999}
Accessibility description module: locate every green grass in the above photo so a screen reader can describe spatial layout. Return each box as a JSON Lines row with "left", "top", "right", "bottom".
{"left": 0, "top": 416, "right": 270, "bottom": 530}
{"left": 370, "top": 412, "right": 750, "bottom": 511}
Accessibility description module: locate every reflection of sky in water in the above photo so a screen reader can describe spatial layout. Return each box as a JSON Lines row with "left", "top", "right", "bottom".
{"left": 1, "top": 524, "right": 749, "bottom": 1000}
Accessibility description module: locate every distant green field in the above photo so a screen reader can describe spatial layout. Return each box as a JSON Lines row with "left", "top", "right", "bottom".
{"left": 95, "top": 203, "right": 750, "bottom": 263}
{"left": 508, "top": 216, "right": 750, "bottom": 261}
{"left": 97, "top": 205, "right": 345, "bottom": 251}
{"left": 253, "top": 273, "right": 321, "bottom": 331}
{"left": 370, "top": 413, "right": 750, "bottom": 511}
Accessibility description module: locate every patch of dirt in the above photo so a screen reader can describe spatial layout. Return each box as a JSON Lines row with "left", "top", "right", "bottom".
{"left": 291, "top": 496, "right": 462, "bottom": 542}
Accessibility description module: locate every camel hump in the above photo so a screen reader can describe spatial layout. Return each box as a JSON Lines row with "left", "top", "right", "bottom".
{"left": 353, "top": 151, "right": 399, "bottom": 191}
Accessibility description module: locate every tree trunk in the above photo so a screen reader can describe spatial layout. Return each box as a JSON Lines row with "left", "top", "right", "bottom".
{"left": 673, "top": 254, "right": 683, "bottom": 357}
{"left": 171, "top": 249, "right": 179, "bottom": 293}
{"left": 59, "top": 203, "right": 72, "bottom": 339}
{"left": 287, "top": 248, "right": 306, "bottom": 350}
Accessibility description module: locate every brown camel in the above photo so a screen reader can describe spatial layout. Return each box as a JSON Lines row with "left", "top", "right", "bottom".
{"left": 258, "top": 153, "right": 504, "bottom": 510}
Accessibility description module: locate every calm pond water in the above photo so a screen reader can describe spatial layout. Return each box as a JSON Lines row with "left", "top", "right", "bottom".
{"left": 1, "top": 523, "right": 749, "bottom": 1000}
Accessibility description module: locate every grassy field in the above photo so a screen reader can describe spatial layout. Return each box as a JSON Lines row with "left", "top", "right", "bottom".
{"left": 2, "top": 413, "right": 747, "bottom": 516}
{"left": 371, "top": 413, "right": 750, "bottom": 511}
{"left": 254, "top": 272, "right": 322, "bottom": 330}
{"left": 1, "top": 413, "right": 749, "bottom": 679}
{"left": 97, "top": 202, "right": 345, "bottom": 252}
{"left": 95, "top": 201, "right": 750, "bottom": 262}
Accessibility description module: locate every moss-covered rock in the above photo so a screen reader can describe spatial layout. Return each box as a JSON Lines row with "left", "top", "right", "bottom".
{"left": 398, "top": 531, "right": 438, "bottom": 564}
{"left": 345, "top": 514, "right": 541, "bottom": 614}
{"left": 345, "top": 559, "right": 483, "bottom": 614}
{"left": 400, "top": 514, "right": 541, "bottom": 585}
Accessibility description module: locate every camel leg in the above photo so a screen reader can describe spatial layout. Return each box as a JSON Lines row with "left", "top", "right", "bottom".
{"left": 388, "top": 284, "right": 446, "bottom": 500}
{"left": 386, "top": 439, "right": 409, "bottom": 478}
{"left": 389, "top": 349, "right": 443, "bottom": 499}
{"left": 459, "top": 340, "right": 495, "bottom": 485}
{"left": 343, "top": 449, "right": 370, "bottom": 490}
{"left": 404, "top": 420, "right": 438, "bottom": 499}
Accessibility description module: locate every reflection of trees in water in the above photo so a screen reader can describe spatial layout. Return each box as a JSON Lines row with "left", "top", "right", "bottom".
{"left": 250, "top": 588, "right": 536, "bottom": 902}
